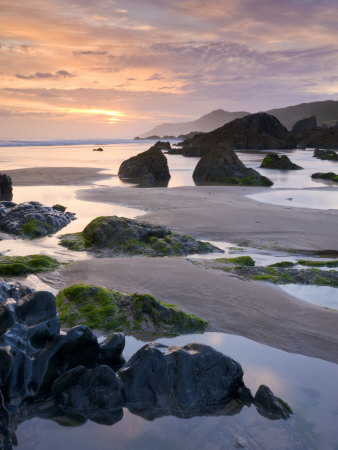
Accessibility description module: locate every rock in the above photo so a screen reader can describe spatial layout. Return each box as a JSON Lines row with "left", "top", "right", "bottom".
{"left": 52, "top": 204, "right": 66, "bottom": 212}
{"left": 254, "top": 385, "right": 292, "bottom": 420}
{"left": 0, "top": 392, "right": 11, "bottom": 450}
{"left": 56, "top": 285, "right": 208, "bottom": 337}
{"left": 295, "top": 126, "right": 338, "bottom": 150}
{"left": 97, "top": 333, "right": 126, "bottom": 368}
{"left": 193, "top": 146, "right": 273, "bottom": 186}
{"left": 0, "top": 174, "right": 12, "bottom": 201}
{"left": 92, "top": 147, "right": 103, "bottom": 151}
{"left": 260, "top": 153, "right": 303, "bottom": 170}
{"left": 311, "top": 172, "right": 338, "bottom": 181}
{"left": 0, "top": 254, "right": 59, "bottom": 277}
{"left": 118, "top": 342, "right": 252, "bottom": 419}
{"left": 313, "top": 148, "right": 338, "bottom": 160}
{"left": 152, "top": 141, "right": 172, "bottom": 151}
{"left": 182, "top": 113, "right": 296, "bottom": 157}
{"left": 291, "top": 115, "right": 317, "bottom": 133}
{"left": 0, "top": 201, "right": 76, "bottom": 238}
{"left": 0, "top": 280, "right": 33, "bottom": 303}
{"left": 60, "top": 215, "right": 222, "bottom": 256}
{"left": 166, "top": 147, "right": 183, "bottom": 155}
{"left": 118, "top": 146, "right": 171, "bottom": 186}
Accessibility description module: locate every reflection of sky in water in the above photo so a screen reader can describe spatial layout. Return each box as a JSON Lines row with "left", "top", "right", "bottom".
{"left": 280, "top": 284, "right": 338, "bottom": 309}
{"left": 16, "top": 332, "right": 338, "bottom": 449}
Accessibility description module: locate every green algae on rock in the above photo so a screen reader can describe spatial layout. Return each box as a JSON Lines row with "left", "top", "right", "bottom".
{"left": 0, "top": 254, "right": 59, "bottom": 276}
{"left": 56, "top": 284, "right": 208, "bottom": 338}
{"left": 215, "top": 256, "right": 255, "bottom": 266}
{"left": 59, "top": 215, "right": 222, "bottom": 256}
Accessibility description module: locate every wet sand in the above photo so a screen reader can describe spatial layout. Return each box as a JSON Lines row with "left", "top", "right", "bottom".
{"left": 41, "top": 256, "right": 338, "bottom": 364}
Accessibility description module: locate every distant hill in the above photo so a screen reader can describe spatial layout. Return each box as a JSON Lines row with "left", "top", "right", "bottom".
{"left": 266, "top": 100, "right": 338, "bottom": 129}
{"left": 138, "top": 101, "right": 338, "bottom": 138}
{"left": 138, "top": 109, "right": 249, "bottom": 138}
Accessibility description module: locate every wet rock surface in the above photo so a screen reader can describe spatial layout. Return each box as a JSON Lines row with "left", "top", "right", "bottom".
{"left": 0, "top": 201, "right": 76, "bottom": 238}
{"left": 260, "top": 153, "right": 303, "bottom": 170}
{"left": 0, "top": 174, "right": 13, "bottom": 201}
{"left": 118, "top": 145, "right": 171, "bottom": 186}
{"left": 181, "top": 113, "right": 296, "bottom": 157}
{"left": 0, "top": 280, "right": 292, "bottom": 448}
{"left": 193, "top": 146, "right": 273, "bottom": 186}
{"left": 60, "top": 215, "right": 221, "bottom": 256}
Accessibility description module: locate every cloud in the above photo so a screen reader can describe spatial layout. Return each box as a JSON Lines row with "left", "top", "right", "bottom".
{"left": 146, "top": 73, "right": 164, "bottom": 81}
{"left": 15, "top": 70, "right": 76, "bottom": 80}
{"left": 73, "top": 50, "right": 108, "bottom": 56}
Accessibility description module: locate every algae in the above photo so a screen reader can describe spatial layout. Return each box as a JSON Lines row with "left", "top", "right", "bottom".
{"left": 0, "top": 254, "right": 59, "bottom": 276}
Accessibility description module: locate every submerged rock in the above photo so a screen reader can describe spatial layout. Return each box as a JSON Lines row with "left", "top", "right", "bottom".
{"left": 291, "top": 115, "right": 317, "bottom": 133}
{"left": 313, "top": 148, "right": 338, "bottom": 160}
{"left": 181, "top": 113, "right": 296, "bottom": 157}
{"left": 118, "top": 146, "right": 171, "bottom": 186}
{"left": 56, "top": 284, "right": 208, "bottom": 337}
{"left": 260, "top": 153, "right": 303, "bottom": 170}
{"left": 0, "top": 174, "right": 12, "bottom": 201}
{"left": 60, "top": 215, "right": 221, "bottom": 256}
{"left": 193, "top": 146, "right": 273, "bottom": 186}
{"left": 0, "top": 201, "right": 76, "bottom": 238}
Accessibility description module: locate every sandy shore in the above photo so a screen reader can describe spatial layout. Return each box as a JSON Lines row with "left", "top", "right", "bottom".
{"left": 76, "top": 185, "right": 338, "bottom": 252}
{"left": 41, "top": 256, "right": 338, "bottom": 364}
{"left": 6, "top": 166, "right": 114, "bottom": 186}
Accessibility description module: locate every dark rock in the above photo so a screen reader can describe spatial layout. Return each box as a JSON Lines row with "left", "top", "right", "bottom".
{"left": 118, "top": 146, "right": 171, "bottom": 186}
{"left": 254, "top": 385, "right": 292, "bottom": 420}
{"left": 291, "top": 115, "right": 317, "bottom": 133}
{"left": 52, "top": 204, "right": 66, "bottom": 212}
{"left": 166, "top": 147, "right": 183, "bottom": 155}
{"left": 182, "top": 113, "right": 296, "bottom": 157}
{"left": 313, "top": 148, "right": 338, "bottom": 160}
{"left": 0, "top": 174, "right": 13, "bottom": 201}
{"left": 98, "top": 333, "right": 126, "bottom": 368}
{"left": 193, "top": 146, "right": 273, "bottom": 186}
{"left": 134, "top": 135, "right": 161, "bottom": 140}
{"left": 15, "top": 291, "right": 56, "bottom": 326}
{"left": 118, "top": 342, "right": 251, "bottom": 419}
{"left": 92, "top": 147, "right": 103, "bottom": 151}
{"left": 152, "top": 141, "right": 172, "bottom": 151}
{"left": 295, "top": 126, "right": 338, "bottom": 150}
{"left": 0, "top": 392, "right": 11, "bottom": 450}
{"left": 60, "top": 215, "right": 222, "bottom": 256}
{"left": 0, "top": 201, "right": 76, "bottom": 238}
{"left": 0, "top": 280, "right": 33, "bottom": 303}
{"left": 311, "top": 172, "right": 338, "bottom": 182}
{"left": 260, "top": 153, "right": 303, "bottom": 170}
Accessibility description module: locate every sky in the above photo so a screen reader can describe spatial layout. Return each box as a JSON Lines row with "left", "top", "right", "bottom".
{"left": 1, "top": 0, "right": 338, "bottom": 139}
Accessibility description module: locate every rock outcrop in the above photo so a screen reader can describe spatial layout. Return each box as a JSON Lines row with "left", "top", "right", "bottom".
{"left": 312, "top": 172, "right": 338, "bottom": 182}
{"left": 260, "top": 153, "right": 303, "bottom": 170}
{"left": 181, "top": 113, "right": 296, "bottom": 157}
{"left": 0, "top": 280, "right": 292, "bottom": 448}
{"left": 291, "top": 115, "right": 317, "bottom": 133}
{"left": 152, "top": 140, "right": 172, "bottom": 151}
{"left": 0, "top": 174, "right": 12, "bottom": 201}
{"left": 193, "top": 146, "right": 273, "bottom": 186}
{"left": 0, "top": 201, "right": 76, "bottom": 238}
{"left": 118, "top": 146, "right": 171, "bottom": 186}
{"left": 60, "top": 215, "right": 222, "bottom": 255}
{"left": 295, "top": 126, "right": 338, "bottom": 149}
{"left": 313, "top": 148, "right": 338, "bottom": 161}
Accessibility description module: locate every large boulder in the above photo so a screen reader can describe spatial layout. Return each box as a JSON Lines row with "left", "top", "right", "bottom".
{"left": 193, "top": 146, "right": 273, "bottom": 186}
{"left": 182, "top": 113, "right": 296, "bottom": 157}
{"left": 260, "top": 153, "right": 303, "bottom": 170}
{"left": 0, "top": 175, "right": 12, "bottom": 201}
{"left": 291, "top": 115, "right": 317, "bottom": 133}
{"left": 118, "top": 342, "right": 252, "bottom": 419}
{"left": 0, "top": 201, "right": 76, "bottom": 238}
{"left": 118, "top": 146, "right": 171, "bottom": 186}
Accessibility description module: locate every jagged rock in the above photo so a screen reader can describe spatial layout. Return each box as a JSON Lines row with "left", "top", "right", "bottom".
{"left": 0, "top": 174, "right": 12, "bottom": 201}
{"left": 60, "top": 215, "right": 221, "bottom": 256}
{"left": 152, "top": 141, "right": 172, "bottom": 151}
{"left": 0, "top": 393, "right": 11, "bottom": 450}
{"left": 260, "top": 153, "right": 303, "bottom": 170}
{"left": 313, "top": 148, "right": 338, "bottom": 160}
{"left": 118, "top": 342, "right": 252, "bottom": 419}
{"left": 0, "top": 201, "right": 76, "bottom": 238}
{"left": 254, "top": 385, "right": 292, "bottom": 420}
{"left": 182, "top": 113, "right": 296, "bottom": 157}
{"left": 193, "top": 146, "right": 273, "bottom": 186}
{"left": 291, "top": 115, "right": 317, "bottom": 133}
{"left": 118, "top": 146, "right": 171, "bottom": 186}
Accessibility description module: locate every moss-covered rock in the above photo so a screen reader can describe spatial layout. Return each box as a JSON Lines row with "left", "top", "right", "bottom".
{"left": 311, "top": 172, "right": 338, "bottom": 182}
{"left": 56, "top": 284, "right": 208, "bottom": 338}
{"left": 0, "top": 254, "right": 59, "bottom": 276}
{"left": 215, "top": 256, "right": 255, "bottom": 266}
{"left": 52, "top": 204, "right": 67, "bottom": 212}
{"left": 268, "top": 261, "right": 295, "bottom": 268}
{"left": 260, "top": 153, "right": 303, "bottom": 170}
{"left": 59, "top": 216, "right": 222, "bottom": 256}
{"left": 297, "top": 259, "right": 338, "bottom": 268}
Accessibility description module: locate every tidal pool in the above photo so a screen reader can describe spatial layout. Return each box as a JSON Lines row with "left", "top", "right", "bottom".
{"left": 15, "top": 332, "right": 338, "bottom": 449}
{"left": 280, "top": 284, "right": 338, "bottom": 309}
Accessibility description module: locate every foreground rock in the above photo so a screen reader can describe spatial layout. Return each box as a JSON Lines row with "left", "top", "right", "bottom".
{"left": 0, "top": 254, "right": 59, "bottom": 276}
{"left": 56, "top": 284, "right": 208, "bottom": 338}
{"left": 313, "top": 148, "right": 338, "bottom": 161}
{"left": 193, "top": 146, "right": 273, "bottom": 186}
{"left": 291, "top": 115, "right": 317, "bottom": 133}
{"left": 118, "top": 145, "right": 171, "bottom": 186}
{"left": 260, "top": 153, "right": 303, "bottom": 170}
{"left": 60, "top": 215, "right": 221, "bottom": 255}
{"left": 0, "top": 280, "right": 292, "bottom": 447}
{"left": 0, "top": 201, "right": 76, "bottom": 238}
{"left": 0, "top": 174, "right": 12, "bottom": 201}
{"left": 312, "top": 172, "right": 338, "bottom": 182}
{"left": 181, "top": 113, "right": 296, "bottom": 157}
